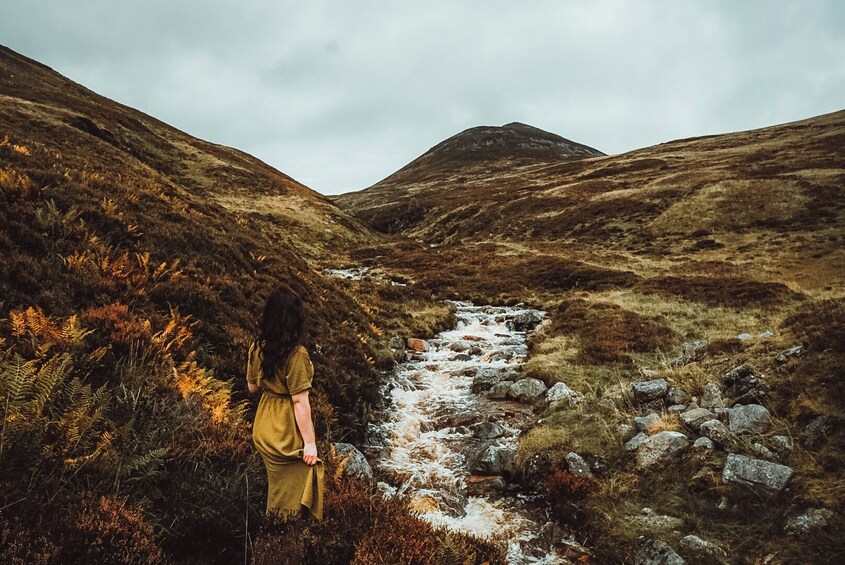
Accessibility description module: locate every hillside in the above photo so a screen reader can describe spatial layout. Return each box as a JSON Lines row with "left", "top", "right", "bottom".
{"left": 331, "top": 122, "right": 604, "bottom": 233}
{"left": 0, "top": 46, "right": 500, "bottom": 564}
{"left": 330, "top": 112, "right": 845, "bottom": 563}
{"left": 334, "top": 112, "right": 845, "bottom": 294}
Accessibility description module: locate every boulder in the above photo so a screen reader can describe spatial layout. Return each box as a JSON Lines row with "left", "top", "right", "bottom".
{"left": 631, "top": 512, "right": 684, "bottom": 533}
{"left": 635, "top": 412, "right": 662, "bottom": 432}
{"left": 406, "top": 338, "right": 429, "bottom": 352}
{"left": 681, "top": 407, "right": 715, "bottom": 431}
{"left": 473, "top": 443, "right": 516, "bottom": 475}
{"left": 449, "top": 340, "right": 471, "bottom": 352}
{"left": 737, "top": 332, "right": 753, "bottom": 340}
{"left": 723, "top": 364, "right": 768, "bottom": 401}
{"left": 700, "top": 419, "right": 732, "bottom": 445}
{"left": 693, "top": 437, "right": 715, "bottom": 451}
{"left": 636, "top": 539, "right": 685, "bottom": 565}
{"left": 510, "top": 311, "right": 544, "bottom": 331}
{"left": 546, "top": 382, "right": 584, "bottom": 408}
{"left": 507, "top": 378, "right": 548, "bottom": 402}
{"left": 333, "top": 443, "right": 374, "bottom": 483}
{"left": 667, "top": 387, "right": 689, "bottom": 405}
{"left": 488, "top": 381, "right": 512, "bottom": 399}
{"left": 678, "top": 535, "right": 728, "bottom": 563}
{"left": 727, "top": 404, "right": 772, "bottom": 435}
{"left": 389, "top": 335, "right": 405, "bottom": 350}
{"left": 700, "top": 381, "right": 725, "bottom": 410}
{"left": 751, "top": 442, "right": 777, "bottom": 461}
{"left": 618, "top": 423, "right": 637, "bottom": 442}
{"left": 566, "top": 452, "right": 593, "bottom": 478}
{"left": 636, "top": 431, "right": 689, "bottom": 469}
{"left": 470, "top": 421, "right": 504, "bottom": 440}
{"left": 625, "top": 432, "right": 648, "bottom": 452}
{"left": 774, "top": 344, "right": 803, "bottom": 364}
{"left": 758, "top": 330, "right": 775, "bottom": 338}
{"left": 784, "top": 508, "right": 835, "bottom": 535}
{"left": 769, "top": 435, "right": 793, "bottom": 460}
{"left": 681, "top": 340, "right": 707, "bottom": 363}
{"left": 722, "top": 453, "right": 793, "bottom": 494}
{"left": 632, "top": 379, "right": 669, "bottom": 403}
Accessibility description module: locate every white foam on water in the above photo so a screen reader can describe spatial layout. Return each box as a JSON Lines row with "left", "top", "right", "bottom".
{"left": 369, "top": 300, "right": 573, "bottom": 564}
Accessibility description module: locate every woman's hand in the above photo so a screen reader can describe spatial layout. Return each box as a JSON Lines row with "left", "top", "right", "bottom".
{"left": 302, "top": 442, "right": 318, "bottom": 466}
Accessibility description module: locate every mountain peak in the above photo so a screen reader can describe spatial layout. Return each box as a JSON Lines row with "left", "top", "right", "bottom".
{"left": 390, "top": 122, "right": 603, "bottom": 178}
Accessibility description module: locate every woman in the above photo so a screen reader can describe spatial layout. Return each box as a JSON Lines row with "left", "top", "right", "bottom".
{"left": 247, "top": 285, "right": 324, "bottom": 521}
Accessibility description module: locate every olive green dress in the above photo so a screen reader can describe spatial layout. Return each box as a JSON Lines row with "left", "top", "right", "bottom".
{"left": 248, "top": 341, "right": 324, "bottom": 520}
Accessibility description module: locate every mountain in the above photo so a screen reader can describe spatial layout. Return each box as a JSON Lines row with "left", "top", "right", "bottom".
{"left": 330, "top": 122, "right": 604, "bottom": 233}
{"left": 334, "top": 110, "right": 845, "bottom": 294}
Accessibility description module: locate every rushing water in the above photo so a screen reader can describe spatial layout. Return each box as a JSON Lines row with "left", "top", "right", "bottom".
{"left": 368, "top": 300, "right": 580, "bottom": 564}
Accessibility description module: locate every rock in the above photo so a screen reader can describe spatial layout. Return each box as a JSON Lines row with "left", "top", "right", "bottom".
{"left": 546, "top": 382, "right": 584, "bottom": 408}
{"left": 510, "top": 311, "right": 544, "bottom": 331}
{"left": 751, "top": 442, "right": 777, "bottom": 461}
{"left": 723, "top": 364, "right": 768, "bottom": 402}
{"left": 690, "top": 466, "right": 717, "bottom": 489}
{"left": 507, "top": 378, "right": 548, "bottom": 402}
{"left": 722, "top": 453, "right": 793, "bottom": 494}
{"left": 449, "top": 340, "right": 471, "bottom": 352}
{"left": 693, "top": 437, "right": 715, "bottom": 451}
{"left": 784, "top": 508, "right": 835, "bottom": 535}
{"left": 678, "top": 535, "right": 728, "bottom": 563}
{"left": 667, "top": 387, "right": 689, "bottom": 405}
{"left": 466, "top": 475, "right": 508, "bottom": 496}
{"left": 566, "top": 452, "right": 593, "bottom": 478}
{"left": 668, "top": 404, "right": 687, "bottom": 413}
{"left": 471, "top": 374, "right": 498, "bottom": 393}
{"left": 758, "top": 330, "right": 775, "bottom": 338}
{"left": 389, "top": 335, "right": 405, "bottom": 350}
{"left": 802, "top": 415, "right": 832, "bottom": 448}
{"left": 469, "top": 345, "right": 483, "bottom": 355}
{"left": 700, "top": 381, "right": 725, "bottom": 410}
{"left": 406, "top": 338, "right": 429, "bottom": 352}
{"left": 769, "top": 435, "right": 793, "bottom": 460}
{"left": 636, "top": 431, "right": 689, "bottom": 469}
{"left": 470, "top": 421, "right": 504, "bottom": 440}
{"left": 631, "top": 513, "right": 685, "bottom": 533}
{"left": 737, "top": 332, "right": 753, "bottom": 340}
{"left": 682, "top": 340, "right": 707, "bottom": 363}
{"left": 681, "top": 407, "right": 715, "bottom": 431}
{"left": 635, "top": 412, "right": 662, "bottom": 432}
{"left": 632, "top": 379, "right": 670, "bottom": 403}
{"left": 636, "top": 539, "right": 686, "bottom": 565}
{"left": 333, "top": 443, "right": 374, "bottom": 483}
{"left": 618, "top": 423, "right": 637, "bottom": 442}
{"left": 774, "top": 344, "right": 803, "bottom": 364}
{"left": 488, "top": 381, "right": 512, "bottom": 399}
{"left": 727, "top": 404, "right": 773, "bottom": 435}
{"left": 452, "top": 353, "right": 471, "bottom": 361}
{"left": 625, "top": 432, "right": 648, "bottom": 452}
{"left": 473, "top": 443, "right": 516, "bottom": 475}
{"left": 700, "top": 419, "right": 732, "bottom": 445}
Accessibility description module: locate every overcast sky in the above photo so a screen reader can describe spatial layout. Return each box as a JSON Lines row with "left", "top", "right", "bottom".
{"left": 3, "top": 1, "right": 843, "bottom": 195}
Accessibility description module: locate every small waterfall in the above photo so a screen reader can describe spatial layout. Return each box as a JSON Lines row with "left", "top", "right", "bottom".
{"left": 368, "top": 300, "right": 577, "bottom": 564}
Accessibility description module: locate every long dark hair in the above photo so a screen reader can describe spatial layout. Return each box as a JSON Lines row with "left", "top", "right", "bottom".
{"left": 257, "top": 285, "right": 306, "bottom": 380}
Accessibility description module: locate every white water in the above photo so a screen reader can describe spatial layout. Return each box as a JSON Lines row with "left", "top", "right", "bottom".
{"left": 369, "top": 300, "right": 579, "bottom": 564}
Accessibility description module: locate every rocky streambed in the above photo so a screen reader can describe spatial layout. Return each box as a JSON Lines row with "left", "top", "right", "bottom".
{"left": 366, "top": 301, "right": 587, "bottom": 564}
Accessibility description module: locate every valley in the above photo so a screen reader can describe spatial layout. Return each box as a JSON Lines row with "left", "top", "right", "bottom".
{"left": 1, "top": 43, "right": 844, "bottom": 564}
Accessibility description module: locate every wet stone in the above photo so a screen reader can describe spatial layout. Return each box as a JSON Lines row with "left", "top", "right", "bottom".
{"left": 470, "top": 421, "right": 504, "bottom": 440}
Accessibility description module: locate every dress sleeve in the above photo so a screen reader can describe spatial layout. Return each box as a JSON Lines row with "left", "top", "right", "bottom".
{"left": 246, "top": 341, "right": 261, "bottom": 385}
{"left": 286, "top": 347, "right": 314, "bottom": 395}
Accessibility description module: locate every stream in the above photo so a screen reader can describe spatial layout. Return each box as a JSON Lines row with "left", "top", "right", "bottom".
{"left": 367, "top": 300, "right": 582, "bottom": 564}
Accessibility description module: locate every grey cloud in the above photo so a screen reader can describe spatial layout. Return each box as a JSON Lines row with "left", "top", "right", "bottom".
{"left": 2, "top": 0, "right": 843, "bottom": 194}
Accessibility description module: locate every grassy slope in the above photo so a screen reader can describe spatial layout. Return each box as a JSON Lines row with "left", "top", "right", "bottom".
{"left": 0, "top": 46, "right": 502, "bottom": 564}
{"left": 334, "top": 114, "right": 845, "bottom": 562}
